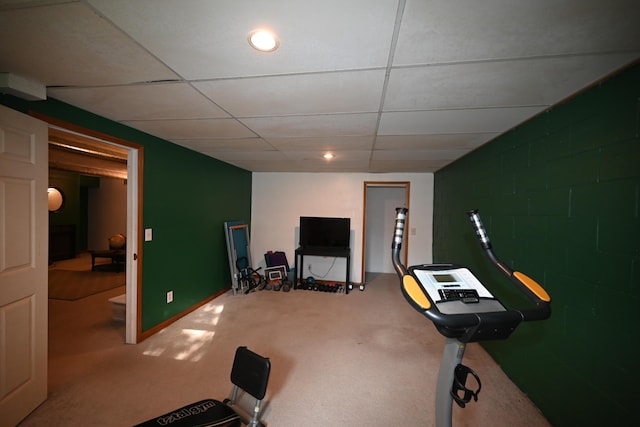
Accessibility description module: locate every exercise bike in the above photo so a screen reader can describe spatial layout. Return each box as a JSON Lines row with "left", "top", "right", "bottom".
{"left": 392, "top": 208, "right": 551, "bottom": 427}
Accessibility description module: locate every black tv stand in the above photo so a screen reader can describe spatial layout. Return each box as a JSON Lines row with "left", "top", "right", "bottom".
{"left": 294, "top": 246, "right": 351, "bottom": 294}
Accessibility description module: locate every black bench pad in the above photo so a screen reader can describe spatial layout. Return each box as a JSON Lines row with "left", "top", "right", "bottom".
{"left": 134, "top": 399, "right": 240, "bottom": 427}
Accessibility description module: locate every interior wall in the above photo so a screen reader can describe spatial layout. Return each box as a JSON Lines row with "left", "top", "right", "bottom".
{"left": 365, "top": 186, "right": 406, "bottom": 273}
{"left": 251, "top": 172, "right": 433, "bottom": 284}
{"left": 433, "top": 62, "right": 639, "bottom": 427}
{"left": 87, "top": 177, "right": 127, "bottom": 250}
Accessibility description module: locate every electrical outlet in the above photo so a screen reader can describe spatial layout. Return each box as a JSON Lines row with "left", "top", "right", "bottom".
{"left": 166, "top": 291, "right": 173, "bottom": 303}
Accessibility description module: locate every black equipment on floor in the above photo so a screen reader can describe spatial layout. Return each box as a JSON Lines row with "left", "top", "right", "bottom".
{"left": 236, "top": 256, "right": 267, "bottom": 293}
{"left": 392, "top": 208, "right": 551, "bottom": 427}
{"left": 135, "top": 346, "right": 271, "bottom": 427}
{"left": 264, "top": 250, "right": 292, "bottom": 291}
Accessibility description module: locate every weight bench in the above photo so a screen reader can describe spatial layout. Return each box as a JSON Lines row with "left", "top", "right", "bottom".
{"left": 135, "top": 346, "right": 271, "bottom": 427}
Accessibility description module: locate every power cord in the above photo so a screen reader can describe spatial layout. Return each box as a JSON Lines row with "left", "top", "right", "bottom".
{"left": 308, "top": 257, "right": 337, "bottom": 279}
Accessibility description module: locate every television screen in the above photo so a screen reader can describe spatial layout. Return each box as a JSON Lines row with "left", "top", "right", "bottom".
{"left": 299, "top": 217, "right": 350, "bottom": 249}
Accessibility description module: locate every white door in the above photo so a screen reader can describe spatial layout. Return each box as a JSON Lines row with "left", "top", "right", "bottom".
{"left": 0, "top": 105, "right": 48, "bottom": 425}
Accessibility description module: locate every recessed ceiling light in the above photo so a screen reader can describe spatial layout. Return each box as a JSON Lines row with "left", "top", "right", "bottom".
{"left": 248, "top": 29, "right": 279, "bottom": 52}
{"left": 323, "top": 153, "right": 334, "bottom": 160}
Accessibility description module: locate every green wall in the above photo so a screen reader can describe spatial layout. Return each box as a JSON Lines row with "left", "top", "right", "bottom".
{"left": 1, "top": 95, "right": 252, "bottom": 334}
{"left": 433, "top": 61, "right": 639, "bottom": 426}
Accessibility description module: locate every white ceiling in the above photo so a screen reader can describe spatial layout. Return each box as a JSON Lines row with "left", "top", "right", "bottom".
{"left": 1, "top": 0, "right": 638, "bottom": 173}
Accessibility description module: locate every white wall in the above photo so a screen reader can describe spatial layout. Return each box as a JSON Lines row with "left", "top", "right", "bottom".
{"left": 251, "top": 173, "right": 433, "bottom": 284}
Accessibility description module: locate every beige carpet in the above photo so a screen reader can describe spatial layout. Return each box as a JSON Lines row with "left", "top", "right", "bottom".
{"left": 21, "top": 272, "right": 550, "bottom": 427}
{"left": 48, "top": 269, "right": 125, "bottom": 300}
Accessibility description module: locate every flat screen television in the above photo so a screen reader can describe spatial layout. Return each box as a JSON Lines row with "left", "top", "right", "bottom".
{"left": 299, "top": 216, "right": 351, "bottom": 249}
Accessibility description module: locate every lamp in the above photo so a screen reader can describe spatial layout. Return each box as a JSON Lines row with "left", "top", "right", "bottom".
{"left": 47, "top": 187, "right": 64, "bottom": 212}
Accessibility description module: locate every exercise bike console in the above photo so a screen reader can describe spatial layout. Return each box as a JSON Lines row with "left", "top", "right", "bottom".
{"left": 412, "top": 265, "right": 494, "bottom": 305}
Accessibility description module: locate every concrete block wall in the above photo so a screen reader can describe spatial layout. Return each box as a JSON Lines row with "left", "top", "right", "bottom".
{"left": 433, "top": 61, "right": 639, "bottom": 427}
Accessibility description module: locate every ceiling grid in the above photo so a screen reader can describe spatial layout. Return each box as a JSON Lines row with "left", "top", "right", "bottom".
{"left": 0, "top": 0, "right": 638, "bottom": 172}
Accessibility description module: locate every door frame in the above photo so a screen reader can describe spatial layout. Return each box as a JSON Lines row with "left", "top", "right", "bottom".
{"left": 32, "top": 113, "right": 143, "bottom": 344}
{"left": 361, "top": 181, "right": 410, "bottom": 283}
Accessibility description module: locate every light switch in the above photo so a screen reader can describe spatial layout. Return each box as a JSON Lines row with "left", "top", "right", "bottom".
{"left": 145, "top": 228, "right": 153, "bottom": 241}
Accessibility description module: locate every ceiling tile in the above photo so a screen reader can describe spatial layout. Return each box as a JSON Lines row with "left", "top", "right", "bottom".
{"left": 88, "top": 0, "right": 399, "bottom": 79}
{"left": 385, "top": 54, "right": 639, "bottom": 111}
{"left": 375, "top": 134, "right": 498, "bottom": 150}
{"left": 194, "top": 70, "right": 386, "bottom": 117}
{"left": 211, "top": 159, "right": 311, "bottom": 172}
{"left": 372, "top": 149, "right": 470, "bottom": 161}
{"left": 240, "top": 114, "right": 378, "bottom": 138}
{"left": 121, "top": 118, "right": 255, "bottom": 140}
{"left": 203, "top": 150, "right": 284, "bottom": 161}
{"left": 203, "top": 151, "right": 293, "bottom": 172}
{"left": 369, "top": 159, "right": 451, "bottom": 173}
{"left": 171, "top": 138, "right": 274, "bottom": 152}
{"left": 0, "top": 3, "right": 177, "bottom": 86}
{"left": 267, "top": 150, "right": 373, "bottom": 172}
{"left": 283, "top": 150, "right": 371, "bottom": 162}
{"left": 48, "top": 82, "right": 230, "bottom": 121}
{"left": 394, "top": 0, "right": 640, "bottom": 66}
{"left": 267, "top": 136, "right": 374, "bottom": 151}
{"left": 379, "top": 107, "right": 545, "bottom": 135}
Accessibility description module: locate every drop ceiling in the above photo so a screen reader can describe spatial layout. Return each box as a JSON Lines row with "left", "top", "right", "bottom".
{"left": 1, "top": 0, "right": 638, "bottom": 173}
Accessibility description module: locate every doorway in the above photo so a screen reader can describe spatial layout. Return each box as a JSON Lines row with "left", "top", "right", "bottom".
{"left": 361, "top": 182, "right": 409, "bottom": 286}
{"left": 39, "top": 115, "right": 142, "bottom": 344}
